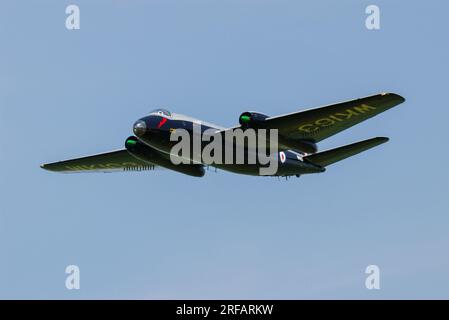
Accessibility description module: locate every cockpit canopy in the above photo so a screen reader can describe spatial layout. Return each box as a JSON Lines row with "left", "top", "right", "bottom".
{"left": 149, "top": 108, "right": 171, "bottom": 117}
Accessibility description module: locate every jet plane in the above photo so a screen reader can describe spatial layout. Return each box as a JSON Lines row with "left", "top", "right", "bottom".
{"left": 41, "top": 93, "right": 405, "bottom": 177}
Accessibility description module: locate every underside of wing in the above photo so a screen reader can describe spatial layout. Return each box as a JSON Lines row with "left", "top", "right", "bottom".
{"left": 265, "top": 93, "right": 405, "bottom": 143}
{"left": 41, "top": 149, "right": 157, "bottom": 173}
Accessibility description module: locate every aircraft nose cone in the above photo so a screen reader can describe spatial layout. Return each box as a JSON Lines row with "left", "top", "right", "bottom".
{"left": 133, "top": 120, "right": 147, "bottom": 137}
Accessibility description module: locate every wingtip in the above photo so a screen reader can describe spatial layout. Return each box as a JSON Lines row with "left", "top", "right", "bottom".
{"left": 381, "top": 92, "right": 406, "bottom": 103}
{"left": 377, "top": 137, "right": 390, "bottom": 143}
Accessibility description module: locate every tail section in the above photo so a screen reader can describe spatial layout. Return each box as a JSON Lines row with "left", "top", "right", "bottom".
{"left": 304, "top": 137, "right": 389, "bottom": 167}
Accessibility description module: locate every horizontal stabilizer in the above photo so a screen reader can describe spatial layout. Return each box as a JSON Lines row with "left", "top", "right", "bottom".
{"left": 303, "top": 137, "right": 389, "bottom": 167}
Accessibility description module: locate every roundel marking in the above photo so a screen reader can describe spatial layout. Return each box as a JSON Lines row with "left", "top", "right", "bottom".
{"left": 280, "top": 151, "right": 286, "bottom": 163}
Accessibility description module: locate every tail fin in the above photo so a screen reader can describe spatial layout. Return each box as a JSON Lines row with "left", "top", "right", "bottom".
{"left": 304, "top": 137, "right": 389, "bottom": 167}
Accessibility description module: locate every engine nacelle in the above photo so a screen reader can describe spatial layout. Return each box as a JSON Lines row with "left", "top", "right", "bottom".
{"left": 239, "top": 112, "right": 269, "bottom": 128}
{"left": 125, "top": 136, "right": 205, "bottom": 177}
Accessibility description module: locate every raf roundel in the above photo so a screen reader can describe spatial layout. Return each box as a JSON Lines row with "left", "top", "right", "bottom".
{"left": 280, "top": 151, "right": 286, "bottom": 163}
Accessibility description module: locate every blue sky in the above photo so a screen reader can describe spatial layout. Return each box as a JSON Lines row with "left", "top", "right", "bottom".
{"left": 1, "top": 0, "right": 449, "bottom": 299}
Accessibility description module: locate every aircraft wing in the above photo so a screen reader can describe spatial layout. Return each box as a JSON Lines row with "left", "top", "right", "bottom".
{"left": 264, "top": 92, "right": 405, "bottom": 143}
{"left": 40, "top": 149, "right": 157, "bottom": 173}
